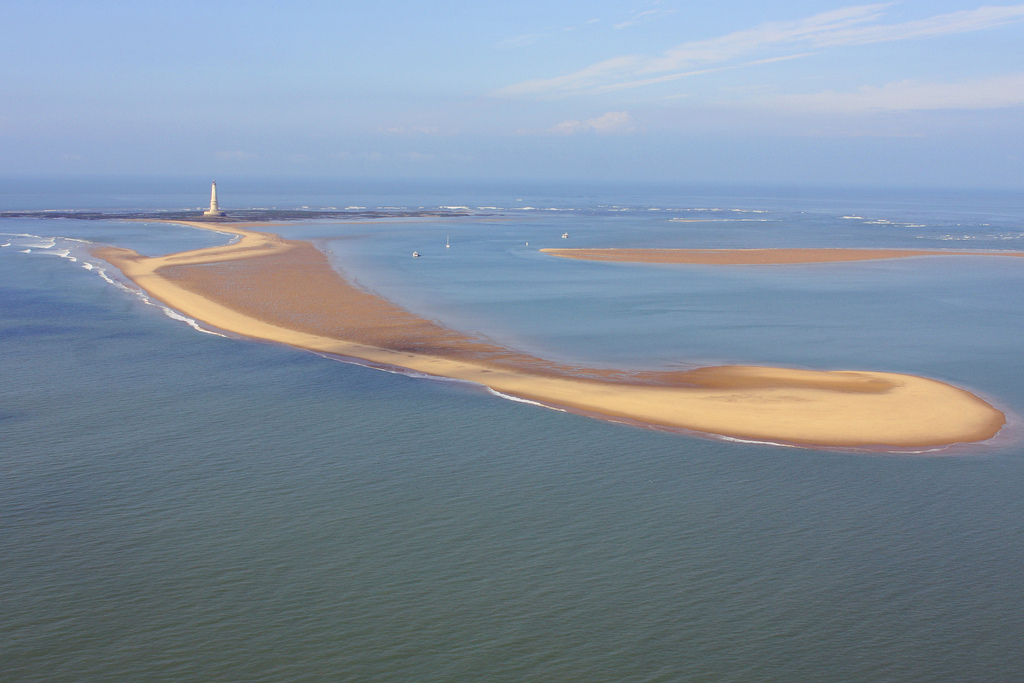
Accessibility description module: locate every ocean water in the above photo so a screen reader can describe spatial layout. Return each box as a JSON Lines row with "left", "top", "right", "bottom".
{"left": 3, "top": 179, "right": 1024, "bottom": 681}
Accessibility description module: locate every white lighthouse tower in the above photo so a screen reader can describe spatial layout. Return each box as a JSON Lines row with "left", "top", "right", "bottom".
{"left": 203, "top": 181, "right": 226, "bottom": 217}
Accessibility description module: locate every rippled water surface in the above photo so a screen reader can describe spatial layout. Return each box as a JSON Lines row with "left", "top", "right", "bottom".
{"left": 2, "top": 181, "right": 1024, "bottom": 681}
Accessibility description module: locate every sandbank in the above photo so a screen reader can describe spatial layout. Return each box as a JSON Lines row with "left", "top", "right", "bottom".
{"left": 93, "top": 222, "right": 1006, "bottom": 449}
{"left": 541, "top": 247, "right": 1024, "bottom": 265}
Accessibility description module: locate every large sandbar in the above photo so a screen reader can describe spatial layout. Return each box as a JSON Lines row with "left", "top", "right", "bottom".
{"left": 93, "top": 222, "right": 1006, "bottom": 449}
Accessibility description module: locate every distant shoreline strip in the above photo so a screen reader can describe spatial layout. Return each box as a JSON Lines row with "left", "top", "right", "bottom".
{"left": 541, "top": 247, "right": 1024, "bottom": 265}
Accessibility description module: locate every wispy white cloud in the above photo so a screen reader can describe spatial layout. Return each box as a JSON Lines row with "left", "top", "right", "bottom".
{"left": 547, "top": 111, "right": 637, "bottom": 135}
{"left": 811, "top": 3, "right": 1024, "bottom": 46}
{"left": 614, "top": 6, "right": 677, "bottom": 30}
{"left": 760, "top": 73, "right": 1024, "bottom": 112}
{"left": 592, "top": 53, "right": 814, "bottom": 94}
{"left": 494, "top": 3, "right": 1024, "bottom": 97}
{"left": 497, "top": 55, "right": 645, "bottom": 97}
{"left": 638, "top": 4, "right": 890, "bottom": 75}
{"left": 496, "top": 17, "right": 603, "bottom": 49}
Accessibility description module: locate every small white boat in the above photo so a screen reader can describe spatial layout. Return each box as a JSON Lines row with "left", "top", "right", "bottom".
{"left": 561, "top": 232, "right": 569, "bottom": 239}
{"left": 412, "top": 251, "right": 420, "bottom": 258}
{"left": 445, "top": 235, "right": 450, "bottom": 248}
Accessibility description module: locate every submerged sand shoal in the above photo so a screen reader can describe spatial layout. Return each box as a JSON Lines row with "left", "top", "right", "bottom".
{"left": 93, "top": 222, "right": 1006, "bottom": 449}
{"left": 541, "top": 247, "right": 1024, "bottom": 265}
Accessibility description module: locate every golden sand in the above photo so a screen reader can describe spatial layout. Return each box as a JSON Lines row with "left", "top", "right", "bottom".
{"left": 92, "top": 222, "right": 1006, "bottom": 449}
{"left": 541, "top": 247, "right": 1024, "bottom": 265}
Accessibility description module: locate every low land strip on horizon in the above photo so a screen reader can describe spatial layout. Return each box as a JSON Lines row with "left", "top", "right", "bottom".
{"left": 541, "top": 247, "right": 1024, "bottom": 265}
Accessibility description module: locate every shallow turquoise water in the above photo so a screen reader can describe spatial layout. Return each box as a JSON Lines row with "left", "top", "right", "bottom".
{"left": 2, "top": 183, "right": 1024, "bottom": 680}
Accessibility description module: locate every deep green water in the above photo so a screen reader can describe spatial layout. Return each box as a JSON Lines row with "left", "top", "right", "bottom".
{"left": 2, "top": 183, "right": 1024, "bottom": 680}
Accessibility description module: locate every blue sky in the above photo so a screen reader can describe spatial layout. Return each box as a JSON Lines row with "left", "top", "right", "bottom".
{"left": 3, "top": 1, "right": 1024, "bottom": 187}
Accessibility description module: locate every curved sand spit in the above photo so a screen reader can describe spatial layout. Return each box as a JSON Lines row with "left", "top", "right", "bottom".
{"left": 93, "top": 222, "right": 1006, "bottom": 449}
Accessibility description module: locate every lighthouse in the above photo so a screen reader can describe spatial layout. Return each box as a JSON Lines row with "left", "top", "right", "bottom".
{"left": 203, "top": 181, "right": 226, "bottom": 217}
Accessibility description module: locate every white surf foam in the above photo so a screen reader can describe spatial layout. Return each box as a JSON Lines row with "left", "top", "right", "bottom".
{"left": 78, "top": 255, "right": 230, "bottom": 338}
{"left": 157, "top": 307, "right": 227, "bottom": 337}
{"left": 22, "top": 237, "right": 57, "bottom": 249}
{"left": 716, "top": 435, "right": 801, "bottom": 448}
{"left": 93, "top": 264, "right": 228, "bottom": 338}
{"left": 484, "top": 388, "right": 567, "bottom": 411}
{"left": 715, "top": 433, "right": 954, "bottom": 455}
{"left": 305, "top": 353, "right": 570, "bottom": 413}
{"left": 36, "top": 248, "right": 72, "bottom": 260}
